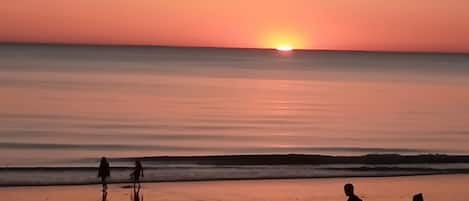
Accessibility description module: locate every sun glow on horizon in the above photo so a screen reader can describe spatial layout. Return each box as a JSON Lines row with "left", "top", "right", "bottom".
{"left": 264, "top": 31, "right": 305, "bottom": 51}
{"left": 276, "top": 45, "right": 293, "bottom": 51}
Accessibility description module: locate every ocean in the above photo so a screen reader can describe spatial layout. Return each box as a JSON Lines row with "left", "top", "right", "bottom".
{"left": 1, "top": 44, "right": 469, "bottom": 167}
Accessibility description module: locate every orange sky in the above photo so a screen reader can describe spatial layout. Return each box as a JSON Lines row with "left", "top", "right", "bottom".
{"left": 1, "top": 0, "right": 469, "bottom": 52}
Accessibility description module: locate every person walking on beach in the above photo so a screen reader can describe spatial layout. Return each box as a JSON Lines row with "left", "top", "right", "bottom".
{"left": 413, "top": 193, "right": 424, "bottom": 201}
{"left": 344, "top": 183, "right": 363, "bottom": 201}
{"left": 98, "top": 157, "right": 111, "bottom": 191}
{"left": 130, "top": 160, "right": 144, "bottom": 189}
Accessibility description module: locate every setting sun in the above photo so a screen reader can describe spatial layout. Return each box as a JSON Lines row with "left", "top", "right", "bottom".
{"left": 276, "top": 45, "right": 293, "bottom": 51}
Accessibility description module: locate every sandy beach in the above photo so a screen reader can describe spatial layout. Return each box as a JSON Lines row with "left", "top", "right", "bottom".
{"left": 2, "top": 174, "right": 468, "bottom": 201}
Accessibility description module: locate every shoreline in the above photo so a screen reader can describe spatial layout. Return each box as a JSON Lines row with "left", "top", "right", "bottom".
{"left": 2, "top": 174, "right": 469, "bottom": 201}
{"left": 3, "top": 154, "right": 469, "bottom": 187}
{"left": 2, "top": 171, "right": 469, "bottom": 188}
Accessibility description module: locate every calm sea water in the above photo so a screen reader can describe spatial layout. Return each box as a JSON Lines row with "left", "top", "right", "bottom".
{"left": 1, "top": 44, "right": 469, "bottom": 166}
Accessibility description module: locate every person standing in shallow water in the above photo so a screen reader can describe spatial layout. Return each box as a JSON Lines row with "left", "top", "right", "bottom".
{"left": 131, "top": 160, "right": 144, "bottom": 189}
{"left": 98, "top": 157, "right": 111, "bottom": 191}
{"left": 344, "top": 183, "right": 363, "bottom": 201}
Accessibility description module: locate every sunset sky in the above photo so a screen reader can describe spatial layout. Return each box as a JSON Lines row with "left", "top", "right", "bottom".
{"left": 2, "top": 0, "right": 469, "bottom": 52}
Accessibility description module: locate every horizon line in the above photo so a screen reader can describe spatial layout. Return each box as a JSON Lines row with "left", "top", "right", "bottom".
{"left": 2, "top": 41, "right": 469, "bottom": 56}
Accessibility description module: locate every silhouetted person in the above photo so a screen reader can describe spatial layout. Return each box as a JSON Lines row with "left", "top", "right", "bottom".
{"left": 413, "top": 193, "right": 424, "bottom": 201}
{"left": 130, "top": 160, "right": 144, "bottom": 189}
{"left": 98, "top": 157, "right": 111, "bottom": 191}
{"left": 344, "top": 183, "right": 363, "bottom": 201}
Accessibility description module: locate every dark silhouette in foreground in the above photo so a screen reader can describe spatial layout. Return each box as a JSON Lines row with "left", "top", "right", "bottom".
{"left": 344, "top": 183, "right": 363, "bottom": 201}
{"left": 130, "top": 160, "right": 144, "bottom": 190}
{"left": 413, "top": 193, "right": 424, "bottom": 201}
{"left": 98, "top": 157, "right": 111, "bottom": 191}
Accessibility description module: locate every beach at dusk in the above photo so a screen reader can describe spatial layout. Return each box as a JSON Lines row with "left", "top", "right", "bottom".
{"left": 2, "top": 0, "right": 469, "bottom": 200}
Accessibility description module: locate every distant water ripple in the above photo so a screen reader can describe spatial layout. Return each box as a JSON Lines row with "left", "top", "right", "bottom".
{"left": 1, "top": 45, "right": 469, "bottom": 165}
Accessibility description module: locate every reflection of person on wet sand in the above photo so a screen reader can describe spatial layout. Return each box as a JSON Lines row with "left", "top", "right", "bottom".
{"left": 130, "top": 160, "right": 144, "bottom": 189}
{"left": 98, "top": 157, "right": 111, "bottom": 191}
{"left": 131, "top": 185, "right": 143, "bottom": 201}
{"left": 102, "top": 190, "right": 108, "bottom": 201}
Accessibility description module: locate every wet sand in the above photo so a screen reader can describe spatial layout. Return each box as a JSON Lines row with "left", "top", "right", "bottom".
{"left": 1, "top": 174, "right": 468, "bottom": 201}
